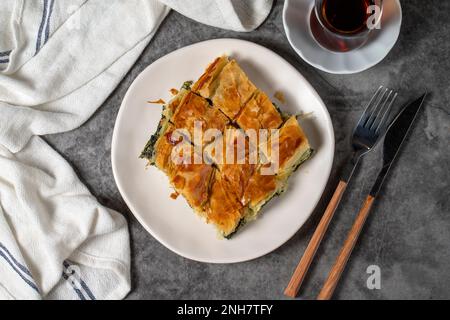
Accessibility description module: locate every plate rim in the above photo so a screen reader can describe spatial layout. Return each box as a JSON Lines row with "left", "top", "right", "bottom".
{"left": 111, "top": 38, "right": 335, "bottom": 264}
{"left": 283, "top": 0, "right": 403, "bottom": 74}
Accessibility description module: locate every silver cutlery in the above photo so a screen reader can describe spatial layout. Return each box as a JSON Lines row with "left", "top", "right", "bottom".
{"left": 317, "top": 92, "right": 428, "bottom": 300}
{"left": 285, "top": 86, "right": 398, "bottom": 298}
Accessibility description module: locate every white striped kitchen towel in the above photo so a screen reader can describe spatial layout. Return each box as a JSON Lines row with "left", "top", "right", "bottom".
{"left": 0, "top": 0, "right": 272, "bottom": 300}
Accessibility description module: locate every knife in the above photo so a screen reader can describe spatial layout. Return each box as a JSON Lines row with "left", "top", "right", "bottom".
{"left": 317, "top": 92, "right": 428, "bottom": 300}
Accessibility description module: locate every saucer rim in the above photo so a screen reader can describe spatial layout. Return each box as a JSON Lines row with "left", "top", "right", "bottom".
{"left": 283, "top": 0, "right": 403, "bottom": 74}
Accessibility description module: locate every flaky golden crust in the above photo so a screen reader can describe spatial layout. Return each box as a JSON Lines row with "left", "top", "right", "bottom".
{"left": 211, "top": 60, "right": 257, "bottom": 119}
{"left": 259, "top": 116, "right": 310, "bottom": 173}
{"left": 193, "top": 59, "right": 257, "bottom": 119}
{"left": 165, "top": 89, "right": 188, "bottom": 117}
{"left": 236, "top": 91, "right": 283, "bottom": 131}
{"left": 275, "top": 116, "right": 311, "bottom": 173}
{"left": 205, "top": 170, "right": 245, "bottom": 236}
{"left": 192, "top": 56, "right": 229, "bottom": 98}
{"left": 171, "top": 162, "right": 214, "bottom": 211}
{"left": 153, "top": 124, "right": 177, "bottom": 175}
{"left": 241, "top": 166, "right": 278, "bottom": 209}
{"left": 143, "top": 56, "right": 313, "bottom": 238}
{"left": 171, "top": 91, "right": 229, "bottom": 145}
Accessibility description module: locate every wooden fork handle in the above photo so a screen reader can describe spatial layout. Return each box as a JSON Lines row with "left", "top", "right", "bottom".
{"left": 317, "top": 195, "right": 375, "bottom": 300}
{"left": 284, "top": 180, "right": 348, "bottom": 298}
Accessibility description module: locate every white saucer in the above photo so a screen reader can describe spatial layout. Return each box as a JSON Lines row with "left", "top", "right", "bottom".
{"left": 283, "top": 0, "right": 402, "bottom": 74}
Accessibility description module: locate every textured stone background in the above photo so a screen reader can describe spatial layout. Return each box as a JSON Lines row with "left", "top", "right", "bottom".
{"left": 46, "top": 0, "right": 450, "bottom": 299}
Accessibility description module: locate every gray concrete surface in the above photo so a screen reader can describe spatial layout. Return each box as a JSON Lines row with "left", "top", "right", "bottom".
{"left": 46, "top": 0, "right": 450, "bottom": 300}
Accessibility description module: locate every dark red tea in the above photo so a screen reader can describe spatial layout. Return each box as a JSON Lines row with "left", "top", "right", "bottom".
{"left": 321, "top": 0, "right": 375, "bottom": 35}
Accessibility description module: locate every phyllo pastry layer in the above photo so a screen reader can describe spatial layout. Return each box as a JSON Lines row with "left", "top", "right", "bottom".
{"left": 163, "top": 87, "right": 189, "bottom": 121}
{"left": 171, "top": 161, "right": 214, "bottom": 213}
{"left": 241, "top": 164, "right": 285, "bottom": 218}
{"left": 235, "top": 90, "right": 284, "bottom": 132}
{"left": 205, "top": 127, "right": 258, "bottom": 206}
{"left": 204, "top": 170, "right": 246, "bottom": 237}
{"left": 193, "top": 57, "right": 257, "bottom": 119}
{"left": 260, "top": 116, "right": 313, "bottom": 180}
{"left": 141, "top": 56, "right": 313, "bottom": 238}
{"left": 171, "top": 91, "right": 229, "bottom": 145}
{"left": 192, "top": 56, "right": 229, "bottom": 98}
{"left": 140, "top": 87, "right": 189, "bottom": 164}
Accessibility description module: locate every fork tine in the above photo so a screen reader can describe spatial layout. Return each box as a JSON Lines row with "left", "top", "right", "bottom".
{"left": 375, "top": 91, "right": 398, "bottom": 134}
{"left": 364, "top": 87, "right": 389, "bottom": 128}
{"left": 359, "top": 86, "right": 384, "bottom": 125}
{"left": 370, "top": 89, "right": 393, "bottom": 130}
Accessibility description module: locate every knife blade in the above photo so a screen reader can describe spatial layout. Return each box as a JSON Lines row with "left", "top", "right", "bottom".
{"left": 369, "top": 92, "right": 428, "bottom": 197}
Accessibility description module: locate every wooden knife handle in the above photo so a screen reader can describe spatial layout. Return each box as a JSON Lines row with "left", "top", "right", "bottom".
{"left": 317, "top": 195, "right": 375, "bottom": 300}
{"left": 284, "top": 180, "right": 348, "bottom": 298}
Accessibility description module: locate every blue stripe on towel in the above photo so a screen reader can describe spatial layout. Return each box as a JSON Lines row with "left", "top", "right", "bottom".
{"left": 0, "top": 243, "right": 34, "bottom": 277}
{"left": 62, "top": 272, "right": 86, "bottom": 300}
{"left": 44, "top": 0, "right": 55, "bottom": 45}
{"left": 63, "top": 261, "right": 96, "bottom": 300}
{"left": 0, "top": 247, "right": 39, "bottom": 293}
{"left": 0, "top": 51, "right": 11, "bottom": 64}
{"left": 0, "top": 51, "right": 11, "bottom": 57}
{"left": 78, "top": 276, "right": 96, "bottom": 300}
{"left": 35, "top": 0, "right": 49, "bottom": 55}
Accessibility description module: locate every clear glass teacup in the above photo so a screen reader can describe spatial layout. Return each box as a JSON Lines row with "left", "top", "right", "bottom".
{"left": 311, "top": 0, "right": 383, "bottom": 52}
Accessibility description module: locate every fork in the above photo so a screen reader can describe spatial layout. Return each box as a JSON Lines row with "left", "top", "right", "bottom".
{"left": 284, "top": 86, "right": 398, "bottom": 298}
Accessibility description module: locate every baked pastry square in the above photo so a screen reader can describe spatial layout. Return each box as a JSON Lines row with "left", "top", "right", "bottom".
{"left": 171, "top": 90, "right": 229, "bottom": 146}
{"left": 204, "top": 169, "right": 247, "bottom": 237}
{"left": 141, "top": 56, "right": 313, "bottom": 238}
{"left": 278, "top": 116, "right": 313, "bottom": 179}
{"left": 205, "top": 127, "right": 258, "bottom": 203}
{"left": 260, "top": 116, "right": 313, "bottom": 180}
{"left": 140, "top": 119, "right": 213, "bottom": 212}
{"left": 171, "top": 161, "right": 215, "bottom": 213}
{"left": 193, "top": 56, "right": 257, "bottom": 119}
{"left": 235, "top": 90, "right": 284, "bottom": 132}
{"left": 241, "top": 164, "right": 285, "bottom": 219}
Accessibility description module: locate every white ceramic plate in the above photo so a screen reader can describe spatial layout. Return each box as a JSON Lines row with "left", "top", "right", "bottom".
{"left": 283, "top": 0, "right": 402, "bottom": 74}
{"left": 111, "top": 39, "right": 334, "bottom": 263}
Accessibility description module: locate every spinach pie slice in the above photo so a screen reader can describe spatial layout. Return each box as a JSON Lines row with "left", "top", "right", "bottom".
{"left": 171, "top": 91, "right": 229, "bottom": 146}
{"left": 260, "top": 116, "right": 313, "bottom": 180}
{"left": 235, "top": 90, "right": 284, "bottom": 132}
{"left": 204, "top": 127, "right": 258, "bottom": 206}
{"left": 193, "top": 56, "right": 257, "bottom": 119}
{"left": 241, "top": 164, "right": 286, "bottom": 220}
{"left": 204, "top": 169, "right": 247, "bottom": 237}
{"left": 141, "top": 56, "right": 313, "bottom": 239}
